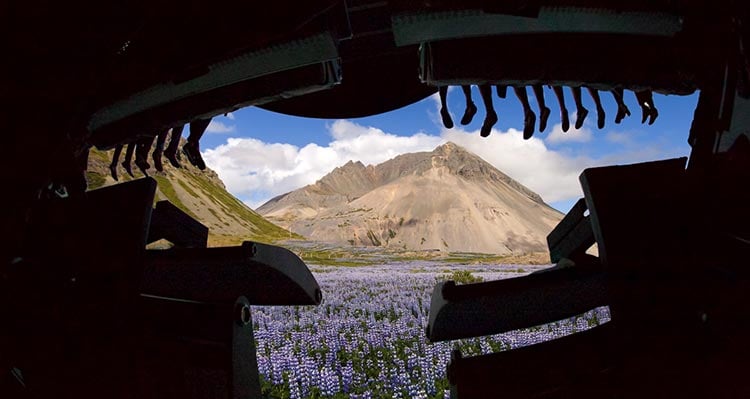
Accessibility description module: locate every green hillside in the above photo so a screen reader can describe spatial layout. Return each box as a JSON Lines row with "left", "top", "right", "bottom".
{"left": 87, "top": 146, "right": 302, "bottom": 247}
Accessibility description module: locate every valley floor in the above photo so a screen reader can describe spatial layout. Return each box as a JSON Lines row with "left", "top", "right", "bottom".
{"left": 252, "top": 262, "right": 610, "bottom": 399}
{"left": 279, "top": 240, "right": 554, "bottom": 267}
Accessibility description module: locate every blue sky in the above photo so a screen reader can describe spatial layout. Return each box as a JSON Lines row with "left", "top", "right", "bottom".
{"left": 200, "top": 86, "right": 698, "bottom": 213}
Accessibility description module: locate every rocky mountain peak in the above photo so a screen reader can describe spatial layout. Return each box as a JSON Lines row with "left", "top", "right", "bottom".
{"left": 314, "top": 159, "right": 378, "bottom": 198}
{"left": 337, "top": 160, "right": 366, "bottom": 171}
{"left": 433, "top": 141, "right": 461, "bottom": 155}
{"left": 258, "top": 143, "right": 561, "bottom": 254}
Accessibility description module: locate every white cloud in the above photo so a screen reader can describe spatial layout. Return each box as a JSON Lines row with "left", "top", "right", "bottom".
{"left": 545, "top": 122, "right": 593, "bottom": 144}
{"left": 203, "top": 121, "right": 443, "bottom": 208}
{"left": 244, "top": 198, "right": 269, "bottom": 211}
{"left": 224, "top": 112, "right": 235, "bottom": 120}
{"left": 327, "top": 120, "right": 442, "bottom": 164}
{"left": 605, "top": 131, "right": 634, "bottom": 144}
{"left": 206, "top": 120, "right": 236, "bottom": 134}
{"left": 205, "top": 119, "right": 602, "bottom": 209}
{"left": 203, "top": 118, "right": 683, "bottom": 209}
{"left": 441, "top": 127, "right": 592, "bottom": 202}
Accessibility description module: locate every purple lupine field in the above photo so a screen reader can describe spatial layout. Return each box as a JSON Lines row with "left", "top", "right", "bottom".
{"left": 252, "top": 263, "right": 610, "bottom": 399}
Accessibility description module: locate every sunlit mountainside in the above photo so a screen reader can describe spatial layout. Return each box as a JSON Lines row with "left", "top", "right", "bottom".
{"left": 85, "top": 141, "right": 561, "bottom": 260}
{"left": 86, "top": 144, "right": 297, "bottom": 247}
{"left": 258, "top": 142, "right": 563, "bottom": 255}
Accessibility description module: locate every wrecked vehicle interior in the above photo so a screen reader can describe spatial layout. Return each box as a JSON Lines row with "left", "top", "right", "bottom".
{"left": 4, "top": 1, "right": 750, "bottom": 397}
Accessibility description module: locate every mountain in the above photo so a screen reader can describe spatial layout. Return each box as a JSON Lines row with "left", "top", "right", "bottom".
{"left": 257, "top": 142, "right": 563, "bottom": 254}
{"left": 86, "top": 143, "right": 297, "bottom": 247}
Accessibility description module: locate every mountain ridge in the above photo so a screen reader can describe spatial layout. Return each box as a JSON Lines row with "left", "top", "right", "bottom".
{"left": 86, "top": 144, "right": 297, "bottom": 247}
{"left": 257, "top": 142, "right": 545, "bottom": 217}
{"left": 257, "top": 142, "right": 562, "bottom": 254}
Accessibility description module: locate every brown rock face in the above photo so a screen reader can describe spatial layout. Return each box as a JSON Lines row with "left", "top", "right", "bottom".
{"left": 257, "top": 142, "right": 563, "bottom": 254}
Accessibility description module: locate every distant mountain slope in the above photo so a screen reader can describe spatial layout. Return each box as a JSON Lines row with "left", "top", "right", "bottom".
{"left": 86, "top": 144, "right": 297, "bottom": 246}
{"left": 257, "top": 142, "right": 563, "bottom": 254}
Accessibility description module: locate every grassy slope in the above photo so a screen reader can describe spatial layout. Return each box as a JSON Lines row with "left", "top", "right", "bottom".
{"left": 87, "top": 148, "right": 550, "bottom": 263}
{"left": 180, "top": 170, "right": 302, "bottom": 244}
{"left": 86, "top": 147, "right": 300, "bottom": 246}
{"left": 284, "top": 243, "right": 552, "bottom": 267}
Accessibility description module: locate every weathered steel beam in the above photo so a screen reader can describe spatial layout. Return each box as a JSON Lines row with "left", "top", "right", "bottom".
{"left": 137, "top": 296, "right": 261, "bottom": 399}
{"left": 547, "top": 197, "right": 595, "bottom": 263}
{"left": 92, "top": 59, "right": 342, "bottom": 149}
{"left": 426, "top": 265, "right": 607, "bottom": 342}
{"left": 393, "top": 7, "right": 683, "bottom": 47}
{"left": 89, "top": 32, "right": 339, "bottom": 132}
{"left": 580, "top": 157, "right": 687, "bottom": 268}
{"left": 418, "top": 33, "right": 704, "bottom": 93}
{"left": 147, "top": 200, "right": 208, "bottom": 248}
{"left": 447, "top": 323, "right": 615, "bottom": 398}
{"left": 141, "top": 241, "right": 322, "bottom": 306}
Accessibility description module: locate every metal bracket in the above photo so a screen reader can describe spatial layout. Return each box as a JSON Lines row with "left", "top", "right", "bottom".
{"left": 136, "top": 296, "right": 261, "bottom": 399}
{"left": 141, "top": 241, "right": 322, "bottom": 305}
{"left": 426, "top": 266, "right": 607, "bottom": 342}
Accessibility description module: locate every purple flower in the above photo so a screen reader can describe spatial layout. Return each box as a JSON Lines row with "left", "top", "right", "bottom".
{"left": 252, "top": 263, "right": 611, "bottom": 398}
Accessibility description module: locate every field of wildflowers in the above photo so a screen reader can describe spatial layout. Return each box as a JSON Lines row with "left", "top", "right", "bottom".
{"left": 252, "top": 263, "right": 610, "bottom": 399}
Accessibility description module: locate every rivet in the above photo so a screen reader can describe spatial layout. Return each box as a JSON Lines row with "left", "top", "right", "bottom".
{"left": 236, "top": 304, "right": 251, "bottom": 326}
{"left": 243, "top": 242, "right": 258, "bottom": 257}
{"left": 315, "top": 288, "right": 323, "bottom": 304}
